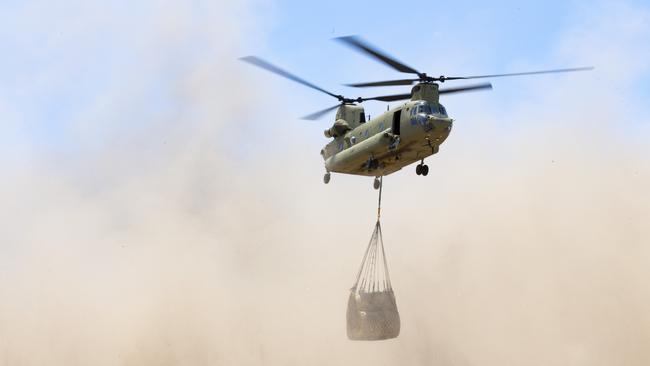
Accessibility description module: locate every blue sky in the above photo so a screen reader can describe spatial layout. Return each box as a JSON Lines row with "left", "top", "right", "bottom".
{"left": 259, "top": 0, "right": 650, "bottom": 92}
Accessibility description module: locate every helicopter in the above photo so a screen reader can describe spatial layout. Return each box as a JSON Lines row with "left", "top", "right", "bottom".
{"left": 241, "top": 36, "right": 592, "bottom": 190}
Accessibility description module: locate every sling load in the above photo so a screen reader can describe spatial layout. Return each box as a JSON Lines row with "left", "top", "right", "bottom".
{"left": 347, "top": 177, "right": 401, "bottom": 340}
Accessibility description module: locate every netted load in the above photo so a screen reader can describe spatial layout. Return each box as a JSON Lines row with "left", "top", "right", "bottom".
{"left": 347, "top": 220, "right": 400, "bottom": 341}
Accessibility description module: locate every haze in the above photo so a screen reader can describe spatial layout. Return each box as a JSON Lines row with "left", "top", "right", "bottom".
{"left": 1, "top": 1, "right": 649, "bottom": 365}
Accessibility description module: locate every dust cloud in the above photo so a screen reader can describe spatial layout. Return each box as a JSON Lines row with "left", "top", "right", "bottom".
{"left": 1, "top": 1, "right": 650, "bottom": 365}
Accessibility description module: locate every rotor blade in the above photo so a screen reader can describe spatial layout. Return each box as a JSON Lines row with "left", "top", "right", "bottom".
{"left": 301, "top": 104, "right": 341, "bottom": 120}
{"left": 363, "top": 93, "right": 413, "bottom": 102}
{"left": 445, "top": 66, "right": 594, "bottom": 80}
{"left": 335, "top": 36, "right": 420, "bottom": 75}
{"left": 439, "top": 83, "right": 493, "bottom": 95}
{"left": 363, "top": 83, "right": 493, "bottom": 102}
{"left": 240, "top": 56, "right": 341, "bottom": 100}
{"left": 346, "top": 78, "right": 418, "bottom": 88}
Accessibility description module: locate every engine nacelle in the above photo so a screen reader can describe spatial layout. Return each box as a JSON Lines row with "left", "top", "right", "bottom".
{"left": 324, "top": 119, "right": 351, "bottom": 138}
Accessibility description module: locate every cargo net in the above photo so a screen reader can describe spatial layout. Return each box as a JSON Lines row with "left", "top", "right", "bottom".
{"left": 347, "top": 219, "right": 400, "bottom": 341}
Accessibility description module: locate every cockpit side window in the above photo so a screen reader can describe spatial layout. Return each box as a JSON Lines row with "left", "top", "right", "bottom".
{"left": 439, "top": 104, "right": 447, "bottom": 116}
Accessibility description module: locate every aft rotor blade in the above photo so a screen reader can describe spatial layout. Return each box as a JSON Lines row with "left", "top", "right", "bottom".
{"left": 301, "top": 104, "right": 341, "bottom": 120}
{"left": 445, "top": 66, "right": 594, "bottom": 81}
{"left": 240, "top": 56, "right": 341, "bottom": 100}
{"left": 335, "top": 36, "right": 420, "bottom": 75}
{"left": 439, "top": 83, "right": 493, "bottom": 94}
{"left": 346, "top": 78, "right": 418, "bottom": 88}
{"left": 363, "top": 93, "right": 413, "bottom": 102}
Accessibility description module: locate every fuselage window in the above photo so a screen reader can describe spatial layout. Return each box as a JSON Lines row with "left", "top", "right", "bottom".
{"left": 410, "top": 105, "right": 419, "bottom": 125}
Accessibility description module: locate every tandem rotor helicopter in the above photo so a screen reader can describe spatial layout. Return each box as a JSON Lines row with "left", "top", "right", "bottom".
{"left": 241, "top": 36, "right": 592, "bottom": 190}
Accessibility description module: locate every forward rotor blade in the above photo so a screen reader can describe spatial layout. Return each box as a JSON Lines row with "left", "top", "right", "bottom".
{"left": 346, "top": 78, "right": 418, "bottom": 88}
{"left": 446, "top": 66, "right": 594, "bottom": 80}
{"left": 363, "top": 93, "right": 413, "bottom": 102}
{"left": 240, "top": 56, "right": 341, "bottom": 100}
{"left": 301, "top": 104, "right": 341, "bottom": 120}
{"left": 335, "top": 36, "right": 420, "bottom": 75}
{"left": 439, "top": 83, "right": 493, "bottom": 94}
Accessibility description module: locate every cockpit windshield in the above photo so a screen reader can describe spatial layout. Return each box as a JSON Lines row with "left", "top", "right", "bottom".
{"left": 415, "top": 102, "right": 448, "bottom": 117}
{"left": 439, "top": 104, "right": 447, "bottom": 116}
{"left": 416, "top": 104, "right": 432, "bottom": 114}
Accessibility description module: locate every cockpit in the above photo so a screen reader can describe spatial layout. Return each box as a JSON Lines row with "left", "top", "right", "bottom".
{"left": 413, "top": 101, "right": 448, "bottom": 117}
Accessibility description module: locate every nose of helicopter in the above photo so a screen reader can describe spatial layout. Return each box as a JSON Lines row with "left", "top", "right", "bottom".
{"left": 428, "top": 116, "right": 453, "bottom": 133}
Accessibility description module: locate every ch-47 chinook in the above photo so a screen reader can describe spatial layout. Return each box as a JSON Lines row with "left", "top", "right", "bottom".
{"left": 241, "top": 36, "right": 592, "bottom": 190}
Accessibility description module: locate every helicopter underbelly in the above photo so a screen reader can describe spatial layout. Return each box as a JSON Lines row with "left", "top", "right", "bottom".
{"left": 325, "top": 120, "right": 451, "bottom": 177}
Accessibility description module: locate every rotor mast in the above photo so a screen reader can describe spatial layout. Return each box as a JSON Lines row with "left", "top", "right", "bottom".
{"left": 410, "top": 83, "right": 439, "bottom": 103}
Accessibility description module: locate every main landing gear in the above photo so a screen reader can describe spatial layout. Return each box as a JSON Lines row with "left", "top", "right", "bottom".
{"left": 323, "top": 172, "right": 331, "bottom": 184}
{"left": 416, "top": 160, "right": 429, "bottom": 176}
{"left": 373, "top": 177, "right": 381, "bottom": 190}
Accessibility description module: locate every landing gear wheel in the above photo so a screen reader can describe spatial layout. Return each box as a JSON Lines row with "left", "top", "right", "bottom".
{"left": 323, "top": 172, "right": 331, "bottom": 184}
{"left": 373, "top": 177, "right": 381, "bottom": 190}
{"left": 416, "top": 159, "right": 428, "bottom": 177}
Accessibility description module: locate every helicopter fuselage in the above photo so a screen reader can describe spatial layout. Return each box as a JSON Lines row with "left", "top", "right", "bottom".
{"left": 321, "top": 98, "right": 452, "bottom": 177}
